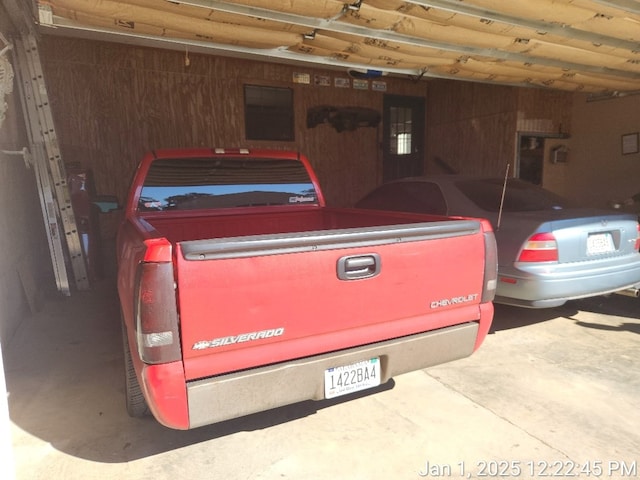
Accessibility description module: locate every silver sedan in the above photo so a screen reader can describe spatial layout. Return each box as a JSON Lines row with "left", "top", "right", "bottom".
{"left": 355, "top": 176, "right": 640, "bottom": 308}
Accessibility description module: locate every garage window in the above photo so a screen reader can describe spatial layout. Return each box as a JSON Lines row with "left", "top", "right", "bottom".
{"left": 244, "top": 85, "right": 294, "bottom": 141}
{"left": 389, "top": 106, "right": 413, "bottom": 155}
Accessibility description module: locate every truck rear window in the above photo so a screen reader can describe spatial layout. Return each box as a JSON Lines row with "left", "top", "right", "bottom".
{"left": 138, "top": 157, "right": 319, "bottom": 211}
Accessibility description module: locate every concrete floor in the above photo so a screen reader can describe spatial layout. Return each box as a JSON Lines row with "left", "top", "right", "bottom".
{"left": 5, "top": 279, "right": 640, "bottom": 480}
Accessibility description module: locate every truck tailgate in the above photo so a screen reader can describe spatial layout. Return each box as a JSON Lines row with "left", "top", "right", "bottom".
{"left": 175, "top": 220, "right": 486, "bottom": 381}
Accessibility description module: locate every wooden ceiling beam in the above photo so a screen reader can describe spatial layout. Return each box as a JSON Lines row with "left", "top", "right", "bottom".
{"left": 173, "top": 0, "right": 640, "bottom": 80}
{"left": 589, "top": 0, "right": 640, "bottom": 15}
{"left": 405, "top": 0, "right": 640, "bottom": 51}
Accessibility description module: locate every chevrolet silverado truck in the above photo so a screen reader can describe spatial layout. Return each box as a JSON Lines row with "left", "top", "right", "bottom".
{"left": 116, "top": 148, "right": 498, "bottom": 430}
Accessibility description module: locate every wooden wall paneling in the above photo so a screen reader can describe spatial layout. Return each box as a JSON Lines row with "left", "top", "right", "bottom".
{"left": 292, "top": 78, "right": 384, "bottom": 207}
{"left": 427, "top": 114, "right": 517, "bottom": 176}
{"left": 516, "top": 88, "right": 573, "bottom": 135}
{"left": 426, "top": 79, "right": 562, "bottom": 176}
{"left": 37, "top": 34, "right": 581, "bottom": 242}
{"left": 39, "top": 36, "right": 428, "bottom": 218}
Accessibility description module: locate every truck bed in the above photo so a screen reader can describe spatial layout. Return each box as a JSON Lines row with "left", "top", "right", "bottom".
{"left": 142, "top": 205, "right": 458, "bottom": 244}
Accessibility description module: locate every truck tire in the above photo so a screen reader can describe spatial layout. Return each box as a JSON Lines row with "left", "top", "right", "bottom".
{"left": 121, "top": 323, "right": 151, "bottom": 418}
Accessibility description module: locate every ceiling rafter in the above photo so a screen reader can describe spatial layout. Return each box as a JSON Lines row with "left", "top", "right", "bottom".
{"left": 175, "top": 0, "right": 640, "bottom": 80}
{"left": 19, "top": 0, "right": 640, "bottom": 93}
{"left": 42, "top": 14, "right": 427, "bottom": 76}
{"left": 590, "top": 0, "right": 640, "bottom": 15}
{"left": 405, "top": 0, "right": 640, "bottom": 52}
{"left": 46, "top": 13, "right": 607, "bottom": 92}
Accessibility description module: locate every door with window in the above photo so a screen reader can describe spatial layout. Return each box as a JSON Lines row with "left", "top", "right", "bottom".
{"left": 382, "top": 95, "right": 425, "bottom": 182}
{"left": 517, "top": 133, "right": 544, "bottom": 185}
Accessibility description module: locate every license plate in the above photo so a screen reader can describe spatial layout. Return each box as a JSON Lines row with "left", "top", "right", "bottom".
{"left": 587, "top": 232, "right": 615, "bottom": 255}
{"left": 324, "top": 358, "right": 381, "bottom": 399}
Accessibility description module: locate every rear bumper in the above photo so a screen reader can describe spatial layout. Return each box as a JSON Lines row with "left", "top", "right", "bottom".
{"left": 496, "top": 258, "right": 640, "bottom": 308}
{"left": 186, "top": 322, "right": 480, "bottom": 428}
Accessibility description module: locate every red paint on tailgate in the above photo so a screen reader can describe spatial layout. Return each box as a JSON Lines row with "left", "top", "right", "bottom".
{"left": 175, "top": 233, "right": 486, "bottom": 381}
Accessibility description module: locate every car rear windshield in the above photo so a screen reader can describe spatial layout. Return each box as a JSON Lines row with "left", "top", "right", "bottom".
{"left": 455, "top": 178, "right": 571, "bottom": 212}
{"left": 138, "top": 157, "right": 319, "bottom": 212}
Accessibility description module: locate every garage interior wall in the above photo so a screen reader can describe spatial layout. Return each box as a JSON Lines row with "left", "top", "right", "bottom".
{"left": 564, "top": 94, "right": 640, "bottom": 207}
{"left": 426, "top": 80, "right": 573, "bottom": 177}
{"left": 38, "top": 35, "right": 429, "bottom": 218}
{"left": 38, "top": 35, "right": 613, "bottom": 215}
{"left": 426, "top": 82, "right": 640, "bottom": 208}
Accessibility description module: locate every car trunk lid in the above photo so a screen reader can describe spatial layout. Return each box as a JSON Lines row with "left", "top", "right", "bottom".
{"left": 498, "top": 209, "right": 639, "bottom": 264}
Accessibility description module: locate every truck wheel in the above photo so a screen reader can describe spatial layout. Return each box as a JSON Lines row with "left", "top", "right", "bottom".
{"left": 122, "top": 323, "right": 151, "bottom": 418}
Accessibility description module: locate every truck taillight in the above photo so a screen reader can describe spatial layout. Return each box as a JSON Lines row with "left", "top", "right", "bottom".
{"left": 482, "top": 231, "right": 498, "bottom": 303}
{"left": 143, "top": 237, "right": 172, "bottom": 262}
{"left": 134, "top": 261, "right": 181, "bottom": 364}
{"left": 518, "top": 232, "right": 558, "bottom": 262}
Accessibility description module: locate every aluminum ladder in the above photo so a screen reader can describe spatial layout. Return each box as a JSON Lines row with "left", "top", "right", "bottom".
{"left": 13, "top": 34, "right": 89, "bottom": 294}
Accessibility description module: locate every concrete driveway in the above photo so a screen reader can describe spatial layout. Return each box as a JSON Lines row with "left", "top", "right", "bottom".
{"left": 5, "top": 281, "right": 640, "bottom": 480}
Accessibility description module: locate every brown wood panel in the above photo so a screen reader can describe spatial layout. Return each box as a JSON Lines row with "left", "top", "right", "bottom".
{"left": 427, "top": 114, "right": 518, "bottom": 176}
{"left": 516, "top": 88, "right": 573, "bottom": 135}
{"left": 425, "top": 79, "right": 572, "bottom": 176}
{"left": 40, "top": 36, "right": 427, "bottom": 217}
{"left": 39, "top": 35, "right": 574, "bottom": 239}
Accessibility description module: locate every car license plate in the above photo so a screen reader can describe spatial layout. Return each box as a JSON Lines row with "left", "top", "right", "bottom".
{"left": 324, "top": 358, "right": 381, "bottom": 399}
{"left": 587, "top": 232, "right": 615, "bottom": 255}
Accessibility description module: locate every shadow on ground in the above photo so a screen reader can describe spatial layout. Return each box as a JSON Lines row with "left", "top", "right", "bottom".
{"left": 566, "top": 294, "right": 640, "bottom": 335}
{"left": 570, "top": 294, "right": 640, "bottom": 320}
{"left": 490, "top": 293, "right": 639, "bottom": 333}
{"left": 572, "top": 319, "right": 640, "bottom": 335}
{"left": 489, "top": 303, "right": 576, "bottom": 332}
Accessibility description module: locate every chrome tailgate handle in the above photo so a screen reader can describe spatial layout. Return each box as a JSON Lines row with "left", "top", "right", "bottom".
{"left": 337, "top": 254, "right": 381, "bottom": 280}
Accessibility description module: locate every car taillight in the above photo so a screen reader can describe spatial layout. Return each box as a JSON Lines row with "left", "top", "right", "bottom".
{"left": 636, "top": 223, "right": 640, "bottom": 251}
{"left": 134, "top": 239, "right": 181, "bottom": 364}
{"left": 518, "top": 232, "right": 558, "bottom": 262}
{"left": 482, "top": 231, "right": 498, "bottom": 303}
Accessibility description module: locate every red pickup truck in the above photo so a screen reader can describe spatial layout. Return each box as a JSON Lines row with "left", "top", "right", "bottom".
{"left": 116, "top": 148, "right": 497, "bottom": 429}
